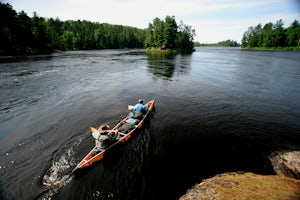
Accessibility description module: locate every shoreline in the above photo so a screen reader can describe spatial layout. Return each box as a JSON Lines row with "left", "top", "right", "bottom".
{"left": 241, "top": 46, "right": 300, "bottom": 51}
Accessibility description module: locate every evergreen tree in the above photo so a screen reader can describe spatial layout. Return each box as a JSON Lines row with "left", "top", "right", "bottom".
{"left": 241, "top": 19, "right": 300, "bottom": 48}
{"left": 273, "top": 19, "right": 285, "bottom": 47}
{"left": 176, "top": 21, "right": 195, "bottom": 52}
{"left": 0, "top": 3, "right": 18, "bottom": 54}
{"left": 286, "top": 20, "right": 300, "bottom": 46}
{"left": 30, "top": 12, "right": 52, "bottom": 52}
{"left": 163, "top": 16, "right": 177, "bottom": 49}
{"left": 152, "top": 17, "right": 164, "bottom": 48}
{"left": 145, "top": 23, "right": 154, "bottom": 48}
{"left": 261, "top": 22, "right": 273, "bottom": 47}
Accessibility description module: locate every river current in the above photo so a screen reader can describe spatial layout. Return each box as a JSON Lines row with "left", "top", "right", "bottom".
{"left": 0, "top": 48, "right": 299, "bottom": 199}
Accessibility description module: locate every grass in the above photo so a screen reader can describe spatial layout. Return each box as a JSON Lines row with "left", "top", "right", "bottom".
{"left": 179, "top": 172, "right": 300, "bottom": 200}
{"left": 145, "top": 48, "right": 177, "bottom": 56}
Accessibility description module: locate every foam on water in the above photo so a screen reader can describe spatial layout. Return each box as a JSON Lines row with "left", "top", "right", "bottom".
{"left": 39, "top": 148, "right": 76, "bottom": 199}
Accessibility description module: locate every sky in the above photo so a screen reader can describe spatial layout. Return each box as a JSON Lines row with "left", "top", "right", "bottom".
{"left": 2, "top": 0, "right": 300, "bottom": 43}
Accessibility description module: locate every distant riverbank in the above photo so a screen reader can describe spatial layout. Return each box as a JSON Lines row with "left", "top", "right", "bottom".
{"left": 242, "top": 46, "right": 300, "bottom": 51}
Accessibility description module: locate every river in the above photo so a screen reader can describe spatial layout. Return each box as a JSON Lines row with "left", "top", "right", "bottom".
{"left": 0, "top": 48, "right": 299, "bottom": 200}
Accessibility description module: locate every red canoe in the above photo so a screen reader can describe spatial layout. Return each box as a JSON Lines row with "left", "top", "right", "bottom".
{"left": 72, "top": 99, "right": 155, "bottom": 173}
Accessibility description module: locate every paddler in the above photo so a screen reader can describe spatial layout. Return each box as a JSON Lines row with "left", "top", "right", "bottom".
{"left": 129, "top": 99, "right": 149, "bottom": 119}
{"left": 92, "top": 124, "right": 118, "bottom": 153}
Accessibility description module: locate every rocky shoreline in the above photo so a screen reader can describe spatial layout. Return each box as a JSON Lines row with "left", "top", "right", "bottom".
{"left": 179, "top": 151, "right": 300, "bottom": 200}
{"left": 270, "top": 151, "right": 300, "bottom": 179}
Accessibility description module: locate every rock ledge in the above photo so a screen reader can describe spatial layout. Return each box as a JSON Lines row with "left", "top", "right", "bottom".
{"left": 179, "top": 172, "right": 300, "bottom": 200}
{"left": 270, "top": 151, "right": 300, "bottom": 179}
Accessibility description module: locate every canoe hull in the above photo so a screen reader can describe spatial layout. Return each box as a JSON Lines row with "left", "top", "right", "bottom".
{"left": 72, "top": 99, "right": 155, "bottom": 173}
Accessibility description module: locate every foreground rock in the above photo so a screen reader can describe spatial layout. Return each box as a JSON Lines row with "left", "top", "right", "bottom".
{"left": 270, "top": 151, "right": 300, "bottom": 179}
{"left": 179, "top": 172, "right": 300, "bottom": 200}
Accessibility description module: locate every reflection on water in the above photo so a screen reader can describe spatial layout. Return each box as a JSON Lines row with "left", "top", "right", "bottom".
{"left": 146, "top": 54, "right": 191, "bottom": 79}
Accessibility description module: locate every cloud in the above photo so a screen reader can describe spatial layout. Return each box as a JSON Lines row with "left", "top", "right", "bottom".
{"left": 185, "top": 0, "right": 300, "bottom": 42}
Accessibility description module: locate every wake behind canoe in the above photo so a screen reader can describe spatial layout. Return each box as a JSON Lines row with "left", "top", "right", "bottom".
{"left": 72, "top": 99, "right": 155, "bottom": 173}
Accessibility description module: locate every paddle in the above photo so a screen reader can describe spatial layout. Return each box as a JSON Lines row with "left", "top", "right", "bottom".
{"left": 90, "top": 127, "right": 98, "bottom": 133}
{"left": 128, "top": 105, "right": 134, "bottom": 110}
{"left": 90, "top": 126, "right": 118, "bottom": 136}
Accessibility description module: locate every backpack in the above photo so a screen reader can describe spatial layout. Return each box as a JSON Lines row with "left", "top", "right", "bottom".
{"left": 118, "top": 123, "right": 135, "bottom": 133}
{"left": 129, "top": 110, "right": 143, "bottom": 119}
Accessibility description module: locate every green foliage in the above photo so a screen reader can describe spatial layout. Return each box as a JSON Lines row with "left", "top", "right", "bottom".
{"left": 145, "top": 16, "right": 195, "bottom": 53}
{"left": 242, "top": 46, "right": 300, "bottom": 51}
{"left": 163, "top": 16, "right": 178, "bottom": 49}
{"left": 0, "top": 3, "right": 196, "bottom": 56}
{"left": 286, "top": 20, "right": 300, "bottom": 46}
{"left": 51, "top": 21, "right": 146, "bottom": 51}
{"left": 194, "top": 40, "right": 240, "bottom": 47}
{"left": 242, "top": 19, "right": 300, "bottom": 48}
{"left": 0, "top": 3, "right": 54, "bottom": 55}
{"left": 145, "top": 48, "right": 177, "bottom": 56}
{"left": 0, "top": 3, "right": 146, "bottom": 55}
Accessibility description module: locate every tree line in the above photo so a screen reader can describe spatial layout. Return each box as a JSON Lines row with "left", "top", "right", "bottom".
{"left": 0, "top": 3, "right": 146, "bottom": 55}
{"left": 194, "top": 40, "right": 240, "bottom": 47}
{"left": 0, "top": 3, "right": 195, "bottom": 56}
{"left": 241, "top": 19, "right": 300, "bottom": 49}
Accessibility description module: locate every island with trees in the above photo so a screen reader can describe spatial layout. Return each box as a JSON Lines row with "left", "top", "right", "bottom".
{"left": 144, "top": 16, "right": 195, "bottom": 54}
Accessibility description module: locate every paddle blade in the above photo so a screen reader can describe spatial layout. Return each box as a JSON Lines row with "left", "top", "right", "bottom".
{"left": 90, "top": 127, "right": 97, "bottom": 133}
{"left": 128, "top": 105, "right": 134, "bottom": 110}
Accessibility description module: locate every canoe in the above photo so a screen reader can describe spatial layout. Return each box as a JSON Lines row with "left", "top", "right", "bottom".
{"left": 72, "top": 99, "right": 155, "bottom": 173}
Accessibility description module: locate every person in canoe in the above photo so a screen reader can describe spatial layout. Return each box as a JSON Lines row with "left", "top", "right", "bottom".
{"left": 129, "top": 99, "right": 149, "bottom": 119}
{"left": 92, "top": 124, "right": 118, "bottom": 153}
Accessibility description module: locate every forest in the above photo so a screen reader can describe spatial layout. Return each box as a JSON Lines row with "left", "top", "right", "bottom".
{"left": 0, "top": 3, "right": 146, "bottom": 55}
{"left": 241, "top": 19, "right": 300, "bottom": 49}
{"left": 0, "top": 3, "right": 195, "bottom": 56}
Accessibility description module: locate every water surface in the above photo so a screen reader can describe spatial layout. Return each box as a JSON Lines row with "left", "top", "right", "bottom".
{"left": 0, "top": 48, "right": 299, "bottom": 200}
